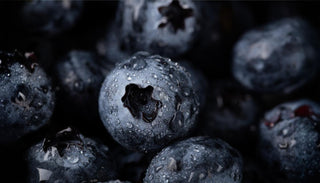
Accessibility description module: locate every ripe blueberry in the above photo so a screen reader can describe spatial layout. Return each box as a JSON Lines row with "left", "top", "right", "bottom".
{"left": 21, "top": 0, "right": 83, "bottom": 35}
{"left": 233, "top": 18, "right": 319, "bottom": 93}
{"left": 26, "top": 127, "right": 117, "bottom": 183}
{"left": 99, "top": 52, "right": 200, "bottom": 152}
{"left": 144, "top": 136, "right": 243, "bottom": 183}
{"left": 55, "top": 50, "right": 114, "bottom": 123}
{"left": 104, "top": 0, "right": 201, "bottom": 62}
{"left": 0, "top": 51, "right": 55, "bottom": 144}
{"left": 259, "top": 99, "right": 320, "bottom": 182}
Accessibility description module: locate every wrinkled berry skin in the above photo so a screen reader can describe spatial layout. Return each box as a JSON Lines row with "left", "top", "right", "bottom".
{"left": 99, "top": 52, "right": 200, "bottom": 152}
{"left": 0, "top": 51, "right": 55, "bottom": 144}
{"left": 144, "top": 136, "right": 243, "bottom": 183}
{"left": 233, "top": 18, "right": 319, "bottom": 93}
{"left": 21, "top": 0, "right": 83, "bottom": 35}
{"left": 259, "top": 100, "right": 320, "bottom": 182}
{"left": 55, "top": 50, "right": 114, "bottom": 123}
{"left": 26, "top": 127, "right": 117, "bottom": 183}
{"left": 105, "top": 0, "right": 201, "bottom": 61}
{"left": 202, "top": 80, "right": 260, "bottom": 150}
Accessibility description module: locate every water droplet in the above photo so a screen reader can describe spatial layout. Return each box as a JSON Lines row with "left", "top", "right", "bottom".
{"left": 282, "top": 129, "right": 288, "bottom": 136}
{"left": 217, "top": 164, "right": 223, "bottom": 172}
{"left": 188, "top": 172, "right": 194, "bottom": 182}
{"left": 169, "top": 111, "right": 184, "bottom": 132}
{"left": 153, "top": 74, "right": 158, "bottom": 79}
{"left": 37, "top": 168, "right": 53, "bottom": 182}
{"left": 199, "top": 173, "right": 206, "bottom": 180}
{"left": 74, "top": 82, "right": 79, "bottom": 88}
{"left": 127, "top": 122, "right": 133, "bottom": 128}
{"left": 6, "top": 73, "right": 11, "bottom": 77}
{"left": 155, "top": 166, "right": 163, "bottom": 172}
{"left": 290, "top": 139, "right": 296, "bottom": 148}
{"left": 278, "top": 142, "right": 288, "bottom": 149}
{"left": 167, "top": 157, "right": 177, "bottom": 171}
{"left": 127, "top": 76, "right": 132, "bottom": 81}
{"left": 67, "top": 155, "right": 79, "bottom": 164}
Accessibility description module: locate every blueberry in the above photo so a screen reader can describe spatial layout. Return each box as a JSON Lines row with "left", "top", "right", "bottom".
{"left": 144, "top": 136, "right": 243, "bottom": 183}
{"left": 232, "top": 18, "right": 319, "bottom": 93}
{"left": 259, "top": 99, "right": 320, "bottom": 182}
{"left": 55, "top": 50, "right": 114, "bottom": 124}
{"left": 21, "top": 0, "right": 83, "bottom": 35}
{"left": 0, "top": 51, "right": 55, "bottom": 144}
{"left": 104, "top": 0, "right": 201, "bottom": 61}
{"left": 26, "top": 127, "right": 117, "bottom": 183}
{"left": 99, "top": 52, "right": 200, "bottom": 152}
{"left": 202, "top": 80, "right": 260, "bottom": 150}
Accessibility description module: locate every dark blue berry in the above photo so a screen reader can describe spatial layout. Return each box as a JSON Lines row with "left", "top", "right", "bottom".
{"left": 21, "top": 0, "right": 83, "bottom": 35}
{"left": 0, "top": 51, "right": 55, "bottom": 144}
{"left": 233, "top": 18, "right": 319, "bottom": 93}
{"left": 26, "top": 127, "right": 117, "bottom": 183}
{"left": 104, "top": 0, "right": 201, "bottom": 61}
{"left": 99, "top": 52, "right": 200, "bottom": 152}
{"left": 259, "top": 100, "right": 320, "bottom": 182}
{"left": 55, "top": 50, "right": 114, "bottom": 123}
{"left": 144, "top": 136, "right": 243, "bottom": 183}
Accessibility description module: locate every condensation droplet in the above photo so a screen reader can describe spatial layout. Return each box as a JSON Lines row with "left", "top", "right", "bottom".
{"left": 67, "top": 156, "right": 79, "bottom": 164}
{"left": 155, "top": 166, "right": 163, "bottom": 172}
{"left": 217, "top": 164, "right": 223, "bottom": 172}
{"left": 127, "top": 122, "right": 133, "bottom": 128}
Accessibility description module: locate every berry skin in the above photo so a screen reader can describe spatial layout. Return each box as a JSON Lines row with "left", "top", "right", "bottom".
{"left": 99, "top": 52, "right": 200, "bottom": 152}
{"left": 202, "top": 80, "right": 260, "bottom": 150}
{"left": 104, "top": 0, "right": 201, "bottom": 61}
{"left": 21, "top": 0, "right": 83, "bottom": 35}
{"left": 144, "top": 136, "right": 243, "bottom": 183}
{"left": 0, "top": 51, "right": 55, "bottom": 144}
{"left": 259, "top": 100, "right": 320, "bottom": 182}
{"left": 26, "top": 127, "right": 117, "bottom": 183}
{"left": 232, "top": 18, "right": 319, "bottom": 93}
{"left": 55, "top": 50, "right": 114, "bottom": 123}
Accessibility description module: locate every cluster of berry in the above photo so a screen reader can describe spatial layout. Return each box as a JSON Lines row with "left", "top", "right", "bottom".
{"left": 1, "top": 1, "right": 320, "bottom": 183}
